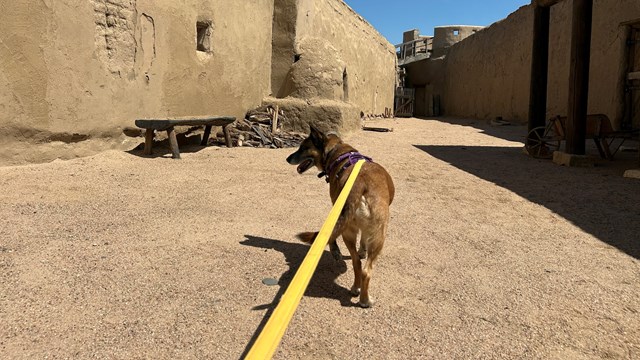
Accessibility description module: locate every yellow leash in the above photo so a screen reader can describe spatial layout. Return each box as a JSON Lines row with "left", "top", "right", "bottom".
{"left": 245, "top": 159, "right": 365, "bottom": 360}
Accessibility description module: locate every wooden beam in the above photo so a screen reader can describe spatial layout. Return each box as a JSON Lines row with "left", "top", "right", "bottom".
{"left": 167, "top": 127, "right": 181, "bottom": 159}
{"left": 201, "top": 125, "right": 212, "bottom": 146}
{"left": 272, "top": 105, "right": 279, "bottom": 134}
{"left": 528, "top": 5, "right": 551, "bottom": 140}
{"left": 565, "top": 0, "right": 593, "bottom": 155}
{"left": 223, "top": 124, "right": 233, "bottom": 148}
{"left": 144, "top": 129, "right": 154, "bottom": 155}
{"left": 533, "top": 0, "right": 564, "bottom": 7}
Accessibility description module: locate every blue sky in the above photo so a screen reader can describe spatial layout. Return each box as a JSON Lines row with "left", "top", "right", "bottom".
{"left": 344, "top": 0, "right": 531, "bottom": 45}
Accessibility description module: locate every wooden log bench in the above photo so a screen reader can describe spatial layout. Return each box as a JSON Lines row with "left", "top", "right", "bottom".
{"left": 135, "top": 116, "right": 236, "bottom": 159}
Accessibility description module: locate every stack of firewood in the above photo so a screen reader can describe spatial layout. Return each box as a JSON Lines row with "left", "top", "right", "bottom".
{"left": 213, "top": 105, "right": 306, "bottom": 148}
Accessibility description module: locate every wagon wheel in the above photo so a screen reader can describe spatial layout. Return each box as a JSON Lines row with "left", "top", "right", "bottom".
{"left": 525, "top": 126, "right": 561, "bottom": 159}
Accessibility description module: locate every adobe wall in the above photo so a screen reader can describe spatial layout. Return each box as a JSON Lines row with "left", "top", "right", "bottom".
{"left": 440, "top": 6, "right": 533, "bottom": 122}
{"left": 0, "top": 0, "right": 275, "bottom": 165}
{"left": 271, "top": 0, "right": 298, "bottom": 98}
{"left": 441, "top": 0, "right": 640, "bottom": 127}
{"left": 547, "top": 0, "right": 640, "bottom": 128}
{"left": 292, "top": 0, "right": 396, "bottom": 115}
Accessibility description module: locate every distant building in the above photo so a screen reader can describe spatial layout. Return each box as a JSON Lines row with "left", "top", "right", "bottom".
{"left": 395, "top": 25, "right": 483, "bottom": 117}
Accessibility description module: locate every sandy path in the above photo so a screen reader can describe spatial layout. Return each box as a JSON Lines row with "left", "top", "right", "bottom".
{"left": 1, "top": 117, "right": 639, "bottom": 359}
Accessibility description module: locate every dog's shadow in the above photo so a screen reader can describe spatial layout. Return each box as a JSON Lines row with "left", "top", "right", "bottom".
{"left": 238, "top": 234, "right": 357, "bottom": 358}
{"left": 241, "top": 234, "right": 356, "bottom": 306}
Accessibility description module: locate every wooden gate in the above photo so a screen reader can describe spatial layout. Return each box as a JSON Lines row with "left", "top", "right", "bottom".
{"left": 394, "top": 87, "right": 415, "bottom": 117}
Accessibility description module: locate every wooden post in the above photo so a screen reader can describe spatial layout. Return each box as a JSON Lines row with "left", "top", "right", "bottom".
{"left": 144, "top": 129, "right": 154, "bottom": 155}
{"left": 272, "top": 105, "right": 279, "bottom": 134}
{"left": 201, "top": 125, "right": 212, "bottom": 146}
{"left": 167, "top": 127, "right": 181, "bottom": 159}
{"left": 565, "top": 0, "right": 593, "bottom": 155}
{"left": 528, "top": 5, "right": 550, "bottom": 142}
{"left": 223, "top": 124, "right": 233, "bottom": 147}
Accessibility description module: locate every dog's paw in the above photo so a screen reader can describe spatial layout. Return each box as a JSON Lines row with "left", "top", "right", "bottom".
{"left": 358, "top": 298, "right": 374, "bottom": 308}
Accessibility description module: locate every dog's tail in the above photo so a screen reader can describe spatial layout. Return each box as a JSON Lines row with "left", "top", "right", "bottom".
{"left": 296, "top": 231, "right": 318, "bottom": 244}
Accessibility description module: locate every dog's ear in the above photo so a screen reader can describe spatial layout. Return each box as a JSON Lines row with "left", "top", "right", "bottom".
{"left": 309, "top": 125, "right": 326, "bottom": 148}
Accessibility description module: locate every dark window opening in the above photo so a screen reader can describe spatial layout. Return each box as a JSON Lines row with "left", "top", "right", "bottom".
{"left": 453, "top": 29, "right": 460, "bottom": 36}
{"left": 197, "top": 21, "right": 212, "bottom": 52}
{"left": 294, "top": 54, "right": 301, "bottom": 63}
{"left": 343, "top": 69, "right": 349, "bottom": 102}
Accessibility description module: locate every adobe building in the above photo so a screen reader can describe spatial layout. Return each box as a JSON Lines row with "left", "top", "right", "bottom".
{"left": 0, "top": 0, "right": 396, "bottom": 165}
{"left": 395, "top": 25, "right": 483, "bottom": 117}
{"left": 398, "top": 0, "right": 640, "bottom": 134}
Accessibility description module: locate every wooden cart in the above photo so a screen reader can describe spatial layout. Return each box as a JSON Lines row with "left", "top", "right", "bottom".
{"left": 525, "top": 114, "right": 638, "bottom": 159}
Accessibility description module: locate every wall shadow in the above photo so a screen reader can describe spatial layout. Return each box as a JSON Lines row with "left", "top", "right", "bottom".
{"left": 238, "top": 235, "right": 356, "bottom": 359}
{"left": 416, "top": 116, "right": 528, "bottom": 143}
{"left": 414, "top": 145, "right": 640, "bottom": 259}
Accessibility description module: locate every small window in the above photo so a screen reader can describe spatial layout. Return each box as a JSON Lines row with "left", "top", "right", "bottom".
{"left": 343, "top": 69, "right": 349, "bottom": 102}
{"left": 294, "top": 54, "right": 301, "bottom": 63}
{"left": 453, "top": 29, "right": 459, "bottom": 36}
{"left": 196, "top": 21, "right": 212, "bottom": 52}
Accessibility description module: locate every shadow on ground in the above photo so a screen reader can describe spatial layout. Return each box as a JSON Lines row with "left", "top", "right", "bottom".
{"left": 414, "top": 145, "right": 640, "bottom": 259}
{"left": 126, "top": 133, "right": 211, "bottom": 159}
{"left": 416, "top": 116, "right": 528, "bottom": 143}
{"left": 238, "top": 235, "right": 356, "bottom": 358}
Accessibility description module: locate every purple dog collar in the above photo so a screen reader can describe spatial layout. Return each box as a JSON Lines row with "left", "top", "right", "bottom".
{"left": 321, "top": 151, "right": 372, "bottom": 182}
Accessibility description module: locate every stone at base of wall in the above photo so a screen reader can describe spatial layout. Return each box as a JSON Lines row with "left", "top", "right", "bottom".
{"left": 262, "top": 97, "right": 360, "bottom": 134}
{"left": 623, "top": 168, "right": 640, "bottom": 179}
{"left": 552, "top": 151, "right": 595, "bottom": 167}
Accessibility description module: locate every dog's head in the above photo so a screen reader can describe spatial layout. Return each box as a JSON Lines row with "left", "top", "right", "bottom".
{"left": 286, "top": 125, "right": 330, "bottom": 174}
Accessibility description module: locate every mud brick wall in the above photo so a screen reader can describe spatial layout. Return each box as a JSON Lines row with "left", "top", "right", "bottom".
{"left": 0, "top": 0, "right": 275, "bottom": 165}
{"left": 440, "top": 0, "right": 640, "bottom": 127}
{"left": 91, "top": 0, "right": 137, "bottom": 77}
{"left": 0, "top": 0, "right": 396, "bottom": 165}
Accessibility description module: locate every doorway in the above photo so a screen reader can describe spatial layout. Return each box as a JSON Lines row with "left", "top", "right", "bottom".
{"left": 625, "top": 22, "right": 640, "bottom": 129}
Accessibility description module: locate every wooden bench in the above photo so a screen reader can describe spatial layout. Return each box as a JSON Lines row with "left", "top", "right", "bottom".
{"left": 135, "top": 116, "right": 235, "bottom": 159}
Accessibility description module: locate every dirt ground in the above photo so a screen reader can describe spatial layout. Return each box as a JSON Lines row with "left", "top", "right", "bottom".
{"left": 1, "top": 117, "right": 639, "bottom": 359}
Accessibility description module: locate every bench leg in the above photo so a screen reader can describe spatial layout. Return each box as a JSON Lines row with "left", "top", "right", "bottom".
{"left": 601, "top": 138, "right": 616, "bottom": 160}
{"left": 201, "top": 125, "right": 212, "bottom": 146}
{"left": 223, "top": 124, "right": 233, "bottom": 147}
{"left": 144, "top": 129, "right": 154, "bottom": 155}
{"left": 593, "top": 138, "right": 609, "bottom": 160}
{"left": 167, "top": 127, "right": 181, "bottom": 159}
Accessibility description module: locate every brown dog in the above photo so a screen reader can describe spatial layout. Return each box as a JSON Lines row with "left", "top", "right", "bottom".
{"left": 286, "top": 126, "right": 394, "bottom": 307}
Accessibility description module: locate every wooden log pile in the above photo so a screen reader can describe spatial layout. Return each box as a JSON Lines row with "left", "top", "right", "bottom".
{"left": 361, "top": 107, "right": 395, "bottom": 120}
{"left": 212, "top": 105, "right": 307, "bottom": 148}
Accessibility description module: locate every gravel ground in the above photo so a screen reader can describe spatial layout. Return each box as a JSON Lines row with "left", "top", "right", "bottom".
{"left": 1, "top": 117, "right": 639, "bottom": 359}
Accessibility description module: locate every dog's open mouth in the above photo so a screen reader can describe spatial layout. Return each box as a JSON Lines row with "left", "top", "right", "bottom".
{"left": 297, "top": 158, "right": 314, "bottom": 174}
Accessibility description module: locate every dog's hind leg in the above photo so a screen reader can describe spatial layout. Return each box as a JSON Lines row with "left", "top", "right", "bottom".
{"left": 358, "top": 223, "right": 386, "bottom": 308}
{"left": 341, "top": 225, "right": 362, "bottom": 297}
{"left": 357, "top": 241, "right": 367, "bottom": 259}
{"left": 327, "top": 207, "right": 353, "bottom": 261}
